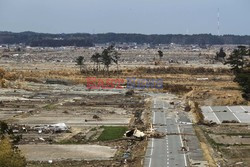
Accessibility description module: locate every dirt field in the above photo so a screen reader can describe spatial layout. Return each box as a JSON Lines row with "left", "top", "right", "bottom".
{"left": 199, "top": 124, "right": 250, "bottom": 166}
{"left": 19, "top": 144, "right": 117, "bottom": 161}
{"left": 0, "top": 46, "right": 249, "bottom": 166}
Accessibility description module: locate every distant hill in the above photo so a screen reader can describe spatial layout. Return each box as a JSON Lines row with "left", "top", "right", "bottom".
{"left": 0, "top": 31, "right": 250, "bottom": 46}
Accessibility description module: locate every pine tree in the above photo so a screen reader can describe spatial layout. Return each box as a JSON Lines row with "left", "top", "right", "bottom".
{"left": 76, "top": 56, "right": 85, "bottom": 72}
{"left": 158, "top": 50, "right": 163, "bottom": 60}
{"left": 225, "top": 47, "right": 244, "bottom": 73}
{"left": 215, "top": 47, "right": 226, "bottom": 61}
{"left": 91, "top": 53, "right": 102, "bottom": 72}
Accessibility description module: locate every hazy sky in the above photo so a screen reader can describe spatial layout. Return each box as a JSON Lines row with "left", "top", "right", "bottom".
{"left": 0, "top": 0, "right": 249, "bottom": 35}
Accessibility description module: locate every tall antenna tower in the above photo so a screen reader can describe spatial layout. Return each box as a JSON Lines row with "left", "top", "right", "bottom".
{"left": 217, "top": 8, "right": 220, "bottom": 36}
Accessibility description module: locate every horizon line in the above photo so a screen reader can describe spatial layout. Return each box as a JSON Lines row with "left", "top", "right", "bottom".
{"left": 1, "top": 31, "right": 250, "bottom": 36}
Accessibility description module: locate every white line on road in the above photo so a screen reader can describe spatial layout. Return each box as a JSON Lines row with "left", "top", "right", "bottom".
{"left": 164, "top": 107, "right": 167, "bottom": 125}
{"left": 240, "top": 106, "right": 247, "bottom": 112}
{"left": 177, "top": 125, "right": 184, "bottom": 147}
{"left": 150, "top": 138, "right": 154, "bottom": 155}
{"left": 209, "top": 106, "right": 221, "bottom": 124}
{"left": 163, "top": 100, "right": 167, "bottom": 110}
{"left": 153, "top": 111, "right": 156, "bottom": 125}
{"left": 177, "top": 124, "right": 188, "bottom": 167}
{"left": 149, "top": 138, "right": 154, "bottom": 167}
{"left": 183, "top": 153, "right": 188, "bottom": 167}
{"left": 148, "top": 158, "right": 152, "bottom": 167}
{"left": 227, "top": 106, "right": 241, "bottom": 123}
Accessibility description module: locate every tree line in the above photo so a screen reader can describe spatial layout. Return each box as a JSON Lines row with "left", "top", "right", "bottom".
{"left": 76, "top": 45, "right": 120, "bottom": 74}
{"left": 1, "top": 31, "right": 250, "bottom": 46}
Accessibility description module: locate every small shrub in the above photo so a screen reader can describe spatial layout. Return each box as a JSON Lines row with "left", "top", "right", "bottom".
{"left": 0, "top": 137, "right": 26, "bottom": 167}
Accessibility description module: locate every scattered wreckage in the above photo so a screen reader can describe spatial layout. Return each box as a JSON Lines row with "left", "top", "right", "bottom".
{"left": 10, "top": 123, "right": 70, "bottom": 134}
{"left": 32, "top": 123, "right": 70, "bottom": 133}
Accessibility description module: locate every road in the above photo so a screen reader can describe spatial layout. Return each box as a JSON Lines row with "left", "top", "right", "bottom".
{"left": 144, "top": 94, "right": 188, "bottom": 167}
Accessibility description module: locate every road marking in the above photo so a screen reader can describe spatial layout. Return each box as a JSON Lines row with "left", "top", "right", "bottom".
{"left": 153, "top": 111, "right": 155, "bottom": 124}
{"left": 150, "top": 138, "right": 154, "bottom": 155}
{"left": 227, "top": 106, "right": 241, "bottom": 123}
{"left": 177, "top": 125, "right": 184, "bottom": 147}
{"left": 177, "top": 124, "right": 188, "bottom": 167}
{"left": 209, "top": 106, "right": 221, "bottom": 124}
{"left": 184, "top": 154, "right": 187, "bottom": 167}
{"left": 148, "top": 138, "right": 154, "bottom": 167}
{"left": 148, "top": 158, "right": 152, "bottom": 167}
{"left": 164, "top": 112, "right": 167, "bottom": 125}
{"left": 240, "top": 106, "right": 246, "bottom": 112}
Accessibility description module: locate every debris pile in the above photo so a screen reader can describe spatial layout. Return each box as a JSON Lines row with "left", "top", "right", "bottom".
{"left": 32, "top": 123, "right": 70, "bottom": 133}
{"left": 147, "top": 131, "right": 166, "bottom": 138}
{"left": 124, "top": 129, "right": 145, "bottom": 139}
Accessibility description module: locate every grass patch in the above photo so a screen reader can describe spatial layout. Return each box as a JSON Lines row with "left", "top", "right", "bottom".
{"left": 97, "top": 126, "right": 128, "bottom": 141}
{"left": 42, "top": 104, "right": 57, "bottom": 110}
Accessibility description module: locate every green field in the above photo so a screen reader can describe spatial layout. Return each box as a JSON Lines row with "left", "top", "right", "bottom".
{"left": 97, "top": 126, "right": 128, "bottom": 141}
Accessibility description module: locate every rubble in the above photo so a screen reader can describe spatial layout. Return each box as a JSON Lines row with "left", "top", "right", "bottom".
{"left": 147, "top": 131, "right": 166, "bottom": 138}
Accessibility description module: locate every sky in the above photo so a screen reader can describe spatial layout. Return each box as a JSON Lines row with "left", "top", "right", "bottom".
{"left": 0, "top": 0, "right": 249, "bottom": 35}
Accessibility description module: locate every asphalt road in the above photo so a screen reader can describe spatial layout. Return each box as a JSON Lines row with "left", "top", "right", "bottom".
{"left": 144, "top": 95, "right": 188, "bottom": 167}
